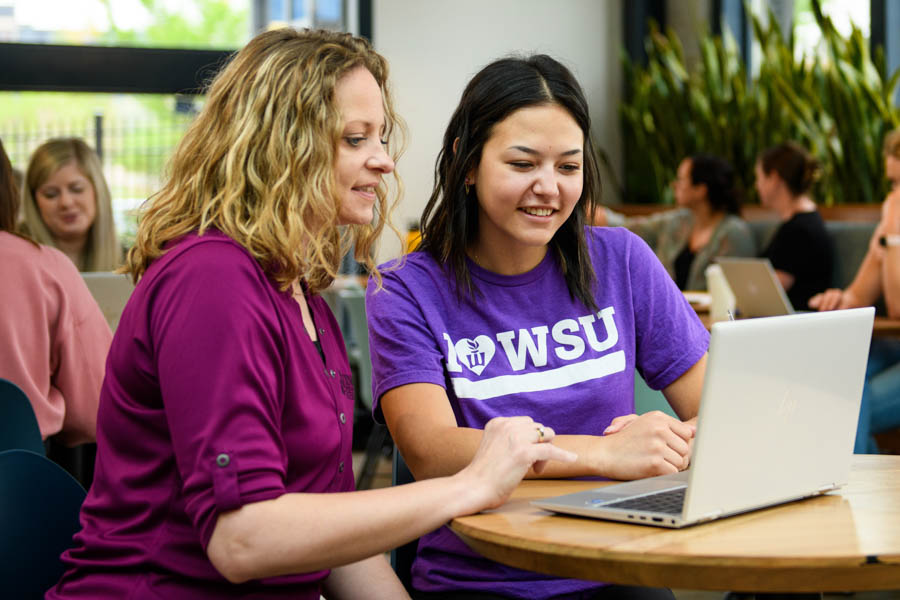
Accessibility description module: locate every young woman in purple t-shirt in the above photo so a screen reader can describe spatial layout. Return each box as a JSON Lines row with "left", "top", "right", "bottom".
{"left": 367, "top": 55, "right": 710, "bottom": 599}
{"left": 46, "top": 29, "right": 576, "bottom": 600}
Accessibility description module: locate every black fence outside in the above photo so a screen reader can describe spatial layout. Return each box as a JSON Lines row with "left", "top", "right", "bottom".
{"left": 2, "top": 113, "right": 195, "bottom": 244}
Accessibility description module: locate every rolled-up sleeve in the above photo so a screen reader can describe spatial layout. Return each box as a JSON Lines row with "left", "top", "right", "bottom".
{"left": 151, "top": 243, "right": 290, "bottom": 548}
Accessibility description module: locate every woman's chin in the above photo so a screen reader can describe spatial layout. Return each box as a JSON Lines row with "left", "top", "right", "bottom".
{"left": 52, "top": 229, "right": 90, "bottom": 244}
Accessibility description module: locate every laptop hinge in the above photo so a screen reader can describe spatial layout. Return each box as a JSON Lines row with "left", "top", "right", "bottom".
{"left": 695, "top": 510, "right": 723, "bottom": 524}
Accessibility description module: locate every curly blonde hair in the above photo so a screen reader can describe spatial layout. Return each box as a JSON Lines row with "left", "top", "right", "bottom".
{"left": 125, "top": 28, "right": 404, "bottom": 293}
{"left": 21, "top": 137, "right": 121, "bottom": 271}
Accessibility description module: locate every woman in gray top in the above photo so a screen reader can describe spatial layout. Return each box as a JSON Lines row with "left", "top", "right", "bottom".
{"left": 597, "top": 154, "right": 756, "bottom": 290}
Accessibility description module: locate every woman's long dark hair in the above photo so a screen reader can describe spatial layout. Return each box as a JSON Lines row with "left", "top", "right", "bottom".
{"left": 689, "top": 154, "right": 742, "bottom": 215}
{"left": 418, "top": 54, "right": 602, "bottom": 310}
{"left": 0, "top": 138, "right": 36, "bottom": 245}
{"left": 0, "top": 139, "right": 21, "bottom": 232}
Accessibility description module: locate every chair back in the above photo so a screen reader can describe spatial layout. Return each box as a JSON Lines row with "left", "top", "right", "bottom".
{"left": 0, "top": 378, "right": 45, "bottom": 455}
{"left": 338, "top": 288, "right": 373, "bottom": 410}
{"left": 390, "top": 447, "right": 418, "bottom": 592}
{"left": 319, "top": 287, "right": 341, "bottom": 316}
{"left": 0, "top": 449, "right": 86, "bottom": 599}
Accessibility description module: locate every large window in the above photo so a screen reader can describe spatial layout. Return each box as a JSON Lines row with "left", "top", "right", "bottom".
{"left": 793, "top": 0, "right": 870, "bottom": 61}
{"left": 266, "top": 0, "right": 346, "bottom": 31}
{"left": 2, "top": 0, "right": 251, "bottom": 49}
{"left": 1, "top": 0, "right": 364, "bottom": 245}
{"left": 0, "top": 0, "right": 250, "bottom": 242}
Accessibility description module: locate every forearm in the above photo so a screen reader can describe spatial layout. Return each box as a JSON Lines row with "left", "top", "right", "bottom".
{"left": 877, "top": 192, "right": 900, "bottom": 315}
{"left": 846, "top": 248, "right": 885, "bottom": 309}
{"left": 210, "top": 416, "right": 578, "bottom": 582}
{"left": 883, "top": 247, "right": 900, "bottom": 317}
{"left": 322, "top": 554, "right": 409, "bottom": 600}
{"left": 398, "top": 420, "right": 698, "bottom": 481}
{"left": 529, "top": 434, "right": 624, "bottom": 478}
{"left": 395, "top": 417, "right": 624, "bottom": 479}
{"left": 207, "top": 475, "right": 477, "bottom": 583}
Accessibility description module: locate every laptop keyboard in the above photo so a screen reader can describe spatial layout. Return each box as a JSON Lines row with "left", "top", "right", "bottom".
{"left": 594, "top": 487, "right": 686, "bottom": 515}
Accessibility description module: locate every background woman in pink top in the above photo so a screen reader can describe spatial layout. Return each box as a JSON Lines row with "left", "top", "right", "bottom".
{"left": 47, "top": 28, "right": 575, "bottom": 600}
{"left": 0, "top": 137, "right": 111, "bottom": 445}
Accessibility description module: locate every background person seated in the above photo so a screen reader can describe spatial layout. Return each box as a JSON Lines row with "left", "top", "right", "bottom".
{"left": 755, "top": 141, "right": 834, "bottom": 309}
{"left": 596, "top": 154, "right": 756, "bottom": 290}
{"left": 810, "top": 128, "right": 900, "bottom": 453}
{"left": 0, "top": 137, "right": 111, "bottom": 446}
{"left": 20, "top": 137, "right": 121, "bottom": 272}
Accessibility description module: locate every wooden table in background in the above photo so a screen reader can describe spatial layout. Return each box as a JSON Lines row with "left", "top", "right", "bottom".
{"left": 450, "top": 455, "right": 900, "bottom": 593}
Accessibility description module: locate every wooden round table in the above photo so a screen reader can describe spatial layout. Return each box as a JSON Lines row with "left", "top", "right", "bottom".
{"left": 450, "top": 455, "right": 900, "bottom": 593}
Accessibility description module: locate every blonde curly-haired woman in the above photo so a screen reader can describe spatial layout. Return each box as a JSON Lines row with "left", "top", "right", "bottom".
{"left": 47, "top": 28, "right": 574, "bottom": 600}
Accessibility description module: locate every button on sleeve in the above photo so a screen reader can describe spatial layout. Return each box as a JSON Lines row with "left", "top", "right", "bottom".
{"left": 211, "top": 452, "right": 241, "bottom": 511}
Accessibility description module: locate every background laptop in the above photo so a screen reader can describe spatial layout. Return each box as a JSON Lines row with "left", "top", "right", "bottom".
{"left": 717, "top": 257, "right": 793, "bottom": 317}
{"left": 533, "top": 307, "right": 874, "bottom": 528}
{"left": 81, "top": 272, "right": 135, "bottom": 332}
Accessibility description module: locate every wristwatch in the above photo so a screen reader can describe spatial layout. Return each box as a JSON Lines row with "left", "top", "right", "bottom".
{"left": 879, "top": 234, "right": 900, "bottom": 247}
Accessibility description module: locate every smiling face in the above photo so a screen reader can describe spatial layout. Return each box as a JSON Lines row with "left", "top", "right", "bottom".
{"left": 469, "top": 103, "right": 584, "bottom": 273}
{"left": 333, "top": 66, "right": 395, "bottom": 226}
{"left": 34, "top": 160, "right": 96, "bottom": 244}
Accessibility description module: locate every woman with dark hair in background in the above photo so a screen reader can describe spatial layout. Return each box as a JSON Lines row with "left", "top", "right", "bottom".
{"left": 596, "top": 154, "right": 756, "bottom": 290}
{"left": 366, "top": 54, "right": 708, "bottom": 599}
{"left": 0, "top": 137, "right": 110, "bottom": 446}
{"left": 755, "top": 141, "right": 834, "bottom": 309}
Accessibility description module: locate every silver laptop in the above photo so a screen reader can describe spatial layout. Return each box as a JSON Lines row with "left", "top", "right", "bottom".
{"left": 532, "top": 308, "right": 874, "bottom": 528}
{"left": 81, "top": 271, "right": 134, "bottom": 332}
{"left": 717, "top": 257, "right": 793, "bottom": 317}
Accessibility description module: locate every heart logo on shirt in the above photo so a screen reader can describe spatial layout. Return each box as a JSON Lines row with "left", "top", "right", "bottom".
{"left": 455, "top": 336, "right": 495, "bottom": 376}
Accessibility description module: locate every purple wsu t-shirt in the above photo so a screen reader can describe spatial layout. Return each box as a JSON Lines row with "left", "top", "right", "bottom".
{"left": 48, "top": 231, "right": 355, "bottom": 600}
{"left": 366, "top": 226, "right": 709, "bottom": 599}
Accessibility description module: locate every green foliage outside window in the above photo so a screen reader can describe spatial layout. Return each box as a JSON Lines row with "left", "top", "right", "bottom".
{"left": 617, "top": 3, "right": 900, "bottom": 206}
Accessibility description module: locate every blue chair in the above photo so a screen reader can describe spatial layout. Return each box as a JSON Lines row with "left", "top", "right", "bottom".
{"left": 390, "top": 447, "right": 417, "bottom": 593}
{"left": 0, "top": 449, "right": 86, "bottom": 599}
{"left": 0, "top": 377, "right": 45, "bottom": 455}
